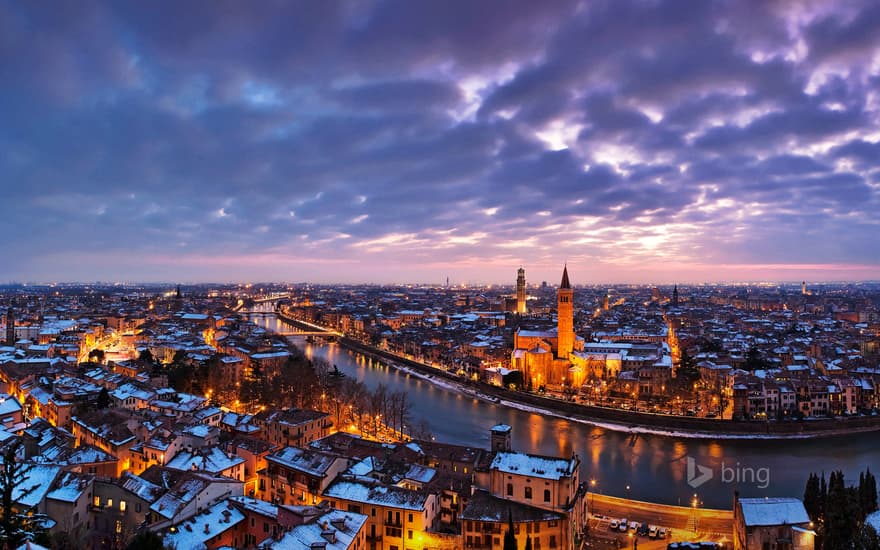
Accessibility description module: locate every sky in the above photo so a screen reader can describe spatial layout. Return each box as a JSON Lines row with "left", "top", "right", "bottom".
{"left": 2, "top": 0, "right": 880, "bottom": 285}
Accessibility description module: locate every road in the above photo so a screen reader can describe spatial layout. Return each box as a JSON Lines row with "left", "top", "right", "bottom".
{"left": 586, "top": 494, "right": 732, "bottom": 549}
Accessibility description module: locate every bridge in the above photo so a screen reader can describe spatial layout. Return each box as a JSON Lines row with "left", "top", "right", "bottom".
{"left": 276, "top": 331, "right": 338, "bottom": 336}
{"left": 252, "top": 293, "right": 292, "bottom": 304}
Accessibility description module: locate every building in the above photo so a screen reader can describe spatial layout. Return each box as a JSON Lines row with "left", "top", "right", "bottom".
{"left": 733, "top": 497, "right": 814, "bottom": 550}
{"left": 511, "top": 266, "right": 584, "bottom": 389}
{"left": 516, "top": 267, "right": 527, "bottom": 315}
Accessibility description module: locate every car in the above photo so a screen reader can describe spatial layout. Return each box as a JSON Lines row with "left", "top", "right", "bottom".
{"left": 609, "top": 520, "right": 619, "bottom": 530}
{"left": 630, "top": 521, "right": 639, "bottom": 532}
{"left": 638, "top": 523, "right": 649, "bottom": 536}
{"left": 659, "top": 527, "right": 668, "bottom": 538}
{"left": 619, "top": 519, "right": 628, "bottom": 532}
{"left": 648, "top": 525, "right": 658, "bottom": 538}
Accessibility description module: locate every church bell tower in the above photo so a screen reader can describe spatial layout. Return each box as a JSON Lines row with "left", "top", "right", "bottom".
{"left": 557, "top": 265, "right": 573, "bottom": 359}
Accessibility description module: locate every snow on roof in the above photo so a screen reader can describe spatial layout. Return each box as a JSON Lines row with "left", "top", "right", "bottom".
{"left": 228, "top": 495, "right": 278, "bottom": 518}
{"left": 267, "top": 447, "right": 341, "bottom": 477}
{"left": 490, "top": 451, "right": 575, "bottom": 480}
{"left": 120, "top": 472, "right": 163, "bottom": 503}
{"left": 14, "top": 464, "right": 62, "bottom": 508}
{"left": 0, "top": 395, "right": 22, "bottom": 416}
{"left": 163, "top": 499, "right": 244, "bottom": 550}
{"left": 867, "top": 511, "right": 880, "bottom": 534}
{"left": 166, "top": 447, "right": 244, "bottom": 475}
{"left": 323, "top": 479, "right": 429, "bottom": 511}
{"left": 271, "top": 509, "right": 367, "bottom": 550}
{"left": 402, "top": 464, "right": 436, "bottom": 484}
{"left": 346, "top": 457, "right": 375, "bottom": 477}
{"left": 738, "top": 497, "right": 810, "bottom": 526}
{"left": 47, "top": 472, "right": 91, "bottom": 503}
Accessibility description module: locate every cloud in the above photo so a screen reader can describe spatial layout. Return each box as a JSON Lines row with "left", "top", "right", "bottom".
{"left": 0, "top": 0, "right": 878, "bottom": 283}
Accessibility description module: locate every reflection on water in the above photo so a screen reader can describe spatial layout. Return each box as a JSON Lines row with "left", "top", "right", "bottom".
{"left": 249, "top": 308, "right": 880, "bottom": 508}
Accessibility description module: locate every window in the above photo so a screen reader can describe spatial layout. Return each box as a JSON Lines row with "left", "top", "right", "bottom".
{"left": 524, "top": 487, "right": 532, "bottom": 499}
{"left": 408, "top": 530, "right": 413, "bottom": 540}
{"left": 263, "top": 522, "right": 269, "bottom": 533}
{"left": 115, "top": 520, "right": 123, "bottom": 534}
{"left": 135, "top": 503, "right": 141, "bottom": 513}
{"left": 107, "top": 498, "right": 113, "bottom": 508}
{"left": 544, "top": 489, "right": 551, "bottom": 502}
{"left": 408, "top": 513, "right": 413, "bottom": 523}
{"left": 549, "top": 535, "right": 557, "bottom": 548}
{"left": 120, "top": 500, "right": 126, "bottom": 512}
{"left": 507, "top": 483, "right": 513, "bottom": 496}
{"left": 93, "top": 496, "right": 100, "bottom": 507}
{"left": 372, "top": 507, "right": 376, "bottom": 517}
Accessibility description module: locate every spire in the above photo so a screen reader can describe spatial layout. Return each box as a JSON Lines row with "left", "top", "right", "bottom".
{"left": 560, "top": 264, "right": 571, "bottom": 289}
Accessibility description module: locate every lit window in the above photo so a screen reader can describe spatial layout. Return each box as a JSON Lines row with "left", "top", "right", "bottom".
{"left": 107, "top": 498, "right": 113, "bottom": 508}
{"left": 120, "top": 500, "right": 126, "bottom": 512}
{"left": 93, "top": 496, "right": 100, "bottom": 507}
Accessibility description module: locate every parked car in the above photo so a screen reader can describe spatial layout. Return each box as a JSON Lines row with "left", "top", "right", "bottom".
{"left": 638, "top": 523, "right": 649, "bottom": 536}
{"left": 648, "top": 525, "right": 658, "bottom": 538}
{"left": 630, "top": 521, "right": 640, "bottom": 532}
{"left": 659, "top": 527, "right": 668, "bottom": 538}
{"left": 610, "top": 520, "right": 619, "bottom": 530}
{"left": 619, "top": 519, "right": 628, "bottom": 532}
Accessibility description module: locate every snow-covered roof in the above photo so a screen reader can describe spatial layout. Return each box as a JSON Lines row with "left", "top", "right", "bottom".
{"left": 490, "top": 451, "right": 575, "bottom": 480}
{"left": 867, "top": 510, "right": 880, "bottom": 534}
{"left": 162, "top": 499, "right": 244, "bottom": 550}
{"left": 266, "top": 447, "right": 342, "bottom": 477}
{"left": 228, "top": 495, "right": 278, "bottom": 518}
{"left": 738, "top": 497, "right": 810, "bottom": 526}
{"left": 166, "top": 447, "right": 244, "bottom": 475}
{"left": 270, "top": 509, "right": 367, "bottom": 550}
{"left": 14, "top": 464, "right": 61, "bottom": 508}
{"left": 323, "top": 479, "right": 429, "bottom": 511}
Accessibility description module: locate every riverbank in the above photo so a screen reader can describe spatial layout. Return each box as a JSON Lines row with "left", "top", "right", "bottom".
{"left": 274, "top": 312, "right": 880, "bottom": 440}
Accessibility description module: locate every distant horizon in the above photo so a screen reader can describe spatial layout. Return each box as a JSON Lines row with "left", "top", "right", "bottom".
{"left": 4, "top": 275, "right": 880, "bottom": 289}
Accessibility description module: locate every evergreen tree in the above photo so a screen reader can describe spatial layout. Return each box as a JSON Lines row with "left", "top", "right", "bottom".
{"left": 125, "top": 530, "right": 165, "bottom": 550}
{"left": 804, "top": 472, "right": 820, "bottom": 521}
{"left": 863, "top": 468, "right": 878, "bottom": 515}
{"left": 96, "top": 387, "right": 110, "bottom": 409}
{"left": 503, "top": 508, "right": 517, "bottom": 550}
{"left": 524, "top": 535, "right": 532, "bottom": 550}
{"left": 0, "top": 441, "right": 46, "bottom": 548}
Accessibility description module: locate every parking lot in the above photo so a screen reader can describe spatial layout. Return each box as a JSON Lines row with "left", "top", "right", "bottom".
{"left": 582, "top": 494, "right": 732, "bottom": 550}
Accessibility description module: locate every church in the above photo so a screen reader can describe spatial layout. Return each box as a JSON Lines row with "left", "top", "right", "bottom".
{"left": 510, "top": 265, "right": 586, "bottom": 389}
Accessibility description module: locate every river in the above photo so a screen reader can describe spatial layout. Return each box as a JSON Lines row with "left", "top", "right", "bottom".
{"left": 249, "top": 306, "right": 879, "bottom": 509}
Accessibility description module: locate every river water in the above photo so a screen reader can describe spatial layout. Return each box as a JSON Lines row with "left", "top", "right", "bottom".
{"left": 249, "top": 307, "right": 879, "bottom": 509}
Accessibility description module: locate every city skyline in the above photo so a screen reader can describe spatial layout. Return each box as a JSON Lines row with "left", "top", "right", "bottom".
{"left": 2, "top": 1, "right": 880, "bottom": 284}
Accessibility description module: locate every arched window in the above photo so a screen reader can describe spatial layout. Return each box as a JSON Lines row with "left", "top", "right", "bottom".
{"left": 544, "top": 489, "right": 551, "bottom": 502}
{"left": 507, "top": 483, "right": 513, "bottom": 496}
{"left": 525, "top": 486, "right": 532, "bottom": 499}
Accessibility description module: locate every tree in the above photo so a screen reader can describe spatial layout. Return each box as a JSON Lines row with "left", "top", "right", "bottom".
{"left": 125, "top": 530, "right": 166, "bottom": 550}
{"left": 676, "top": 349, "right": 700, "bottom": 383}
{"left": 744, "top": 347, "right": 768, "bottom": 372}
{"left": 96, "top": 387, "right": 111, "bottom": 409}
{"left": 804, "top": 472, "right": 820, "bottom": 522}
{"left": 88, "top": 348, "right": 105, "bottom": 363}
{"left": 0, "top": 441, "right": 47, "bottom": 549}
{"left": 524, "top": 535, "right": 532, "bottom": 550}
{"left": 503, "top": 509, "right": 518, "bottom": 550}
{"left": 137, "top": 348, "right": 154, "bottom": 365}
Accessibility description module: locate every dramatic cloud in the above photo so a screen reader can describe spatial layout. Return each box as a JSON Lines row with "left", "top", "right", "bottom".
{"left": 1, "top": 0, "right": 879, "bottom": 284}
